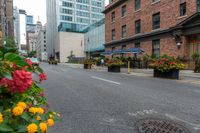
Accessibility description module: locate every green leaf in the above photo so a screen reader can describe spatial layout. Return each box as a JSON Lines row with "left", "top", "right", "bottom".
{"left": 0, "top": 51, "right": 3, "bottom": 60}
{"left": 0, "top": 106, "right": 3, "bottom": 112}
{"left": 17, "top": 125, "right": 27, "bottom": 133}
{"left": 21, "top": 112, "right": 31, "bottom": 122}
{"left": 0, "top": 124, "right": 13, "bottom": 132}
{"left": 4, "top": 53, "right": 21, "bottom": 62}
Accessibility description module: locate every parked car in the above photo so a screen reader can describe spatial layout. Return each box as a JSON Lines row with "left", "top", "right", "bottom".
{"left": 30, "top": 57, "right": 39, "bottom": 65}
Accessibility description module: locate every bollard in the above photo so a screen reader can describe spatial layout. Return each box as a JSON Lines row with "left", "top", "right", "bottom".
{"left": 128, "top": 61, "right": 131, "bottom": 74}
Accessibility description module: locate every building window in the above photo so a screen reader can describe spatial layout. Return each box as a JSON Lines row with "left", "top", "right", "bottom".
{"left": 121, "top": 5, "right": 126, "bottom": 17}
{"left": 198, "top": 0, "right": 200, "bottom": 12}
{"left": 111, "top": 11, "right": 115, "bottom": 22}
{"left": 135, "top": 19, "right": 141, "bottom": 34}
{"left": 121, "top": 25, "right": 127, "bottom": 38}
{"left": 135, "top": 42, "right": 140, "bottom": 48}
{"left": 152, "top": 12, "right": 160, "bottom": 30}
{"left": 135, "top": 0, "right": 141, "bottom": 11}
{"left": 152, "top": 39, "right": 160, "bottom": 57}
{"left": 112, "top": 29, "right": 116, "bottom": 40}
{"left": 180, "top": 2, "right": 187, "bottom": 16}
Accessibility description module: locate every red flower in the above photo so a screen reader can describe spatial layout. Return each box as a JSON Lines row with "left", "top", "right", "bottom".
{"left": 0, "top": 69, "right": 33, "bottom": 93}
{"left": 39, "top": 73, "right": 47, "bottom": 82}
{"left": 25, "top": 58, "right": 33, "bottom": 67}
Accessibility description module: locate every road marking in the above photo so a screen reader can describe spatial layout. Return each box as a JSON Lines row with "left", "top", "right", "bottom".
{"left": 91, "top": 76, "right": 121, "bottom": 85}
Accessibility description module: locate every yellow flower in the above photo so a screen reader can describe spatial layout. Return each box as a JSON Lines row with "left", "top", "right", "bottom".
{"left": 12, "top": 106, "right": 24, "bottom": 116}
{"left": 49, "top": 114, "right": 53, "bottom": 119}
{"left": 37, "top": 108, "right": 44, "bottom": 114}
{"left": 0, "top": 113, "right": 3, "bottom": 124}
{"left": 17, "top": 102, "right": 27, "bottom": 109}
{"left": 36, "top": 116, "right": 41, "bottom": 121}
{"left": 27, "top": 123, "right": 38, "bottom": 133}
{"left": 39, "top": 123, "right": 47, "bottom": 133}
{"left": 29, "top": 107, "right": 38, "bottom": 114}
{"left": 47, "top": 119, "right": 54, "bottom": 127}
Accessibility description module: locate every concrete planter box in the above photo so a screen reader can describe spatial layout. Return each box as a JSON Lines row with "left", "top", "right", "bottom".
{"left": 108, "top": 66, "right": 121, "bottom": 73}
{"left": 84, "top": 64, "right": 92, "bottom": 69}
{"left": 154, "top": 69, "right": 179, "bottom": 79}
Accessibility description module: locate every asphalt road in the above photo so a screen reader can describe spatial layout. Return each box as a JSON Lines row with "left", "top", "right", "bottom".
{"left": 40, "top": 63, "right": 200, "bottom": 133}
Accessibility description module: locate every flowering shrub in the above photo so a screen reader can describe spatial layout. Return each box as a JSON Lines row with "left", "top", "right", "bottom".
{"left": 83, "top": 59, "right": 94, "bottom": 65}
{"left": 149, "top": 55, "right": 185, "bottom": 72}
{"left": 0, "top": 47, "right": 59, "bottom": 132}
{"left": 106, "top": 58, "right": 124, "bottom": 67}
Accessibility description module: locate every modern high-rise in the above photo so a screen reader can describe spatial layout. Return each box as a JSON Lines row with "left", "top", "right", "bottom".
{"left": 46, "top": 0, "right": 105, "bottom": 62}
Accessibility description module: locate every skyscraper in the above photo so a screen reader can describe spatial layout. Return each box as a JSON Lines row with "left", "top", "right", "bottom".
{"left": 46, "top": 0, "right": 105, "bottom": 62}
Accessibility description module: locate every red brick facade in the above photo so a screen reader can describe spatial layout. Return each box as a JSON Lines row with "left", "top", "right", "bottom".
{"left": 104, "top": 0, "right": 200, "bottom": 68}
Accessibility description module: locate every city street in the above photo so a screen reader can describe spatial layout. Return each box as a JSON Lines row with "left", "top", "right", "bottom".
{"left": 41, "top": 63, "right": 200, "bottom": 133}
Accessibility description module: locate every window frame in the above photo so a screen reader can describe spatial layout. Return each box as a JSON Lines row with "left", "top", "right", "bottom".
{"left": 121, "top": 5, "right": 127, "bottom": 17}
{"left": 152, "top": 39, "right": 160, "bottom": 57}
{"left": 180, "top": 2, "right": 187, "bottom": 16}
{"left": 152, "top": 12, "right": 160, "bottom": 30}
{"left": 111, "top": 29, "right": 116, "bottom": 40}
{"left": 121, "top": 25, "right": 127, "bottom": 38}
{"left": 111, "top": 11, "right": 115, "bottom": 22}
{"left": 135, "top": 0, "right": 141, "bottom": 11}
{"left": 135, "top": 19, "right": 141, "bottom": 34}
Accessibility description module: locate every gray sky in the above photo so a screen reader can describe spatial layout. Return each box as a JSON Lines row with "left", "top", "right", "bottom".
{"left": 14, "top": 0, "right": 109, "bottom": 25}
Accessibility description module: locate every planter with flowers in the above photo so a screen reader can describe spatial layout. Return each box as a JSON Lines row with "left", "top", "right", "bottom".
{"left": 83, "top": 59, "right": 94, "bottom": 69}
{"left": 0, "top": 46, "right": 60, "bottom": 132}
{"left": 149, "top": 55, "right": 185, "bottom": 79}
{"left": 106, "top": 58, "right": 124, "bottom": 72}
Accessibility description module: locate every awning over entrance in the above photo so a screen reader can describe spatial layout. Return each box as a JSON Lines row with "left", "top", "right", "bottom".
{"left": 101, "top": 51, "right": 113, "bottom": 55}
{"left": 125, "top": 47, "right": 145, "bottom": 54}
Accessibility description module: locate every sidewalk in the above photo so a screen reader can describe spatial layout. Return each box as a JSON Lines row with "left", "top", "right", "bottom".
{"left": 62, "top": 63, "right": 200, "bottom": 79}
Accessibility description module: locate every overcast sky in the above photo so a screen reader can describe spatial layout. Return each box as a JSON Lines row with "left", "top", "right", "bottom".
{"left": 13, "top": 0, "right": 109, "bottom": 25}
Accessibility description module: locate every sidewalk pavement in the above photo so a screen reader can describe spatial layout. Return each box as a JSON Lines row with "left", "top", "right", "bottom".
{"left": 62, "top": 63, "right": 200, "bottom": 79}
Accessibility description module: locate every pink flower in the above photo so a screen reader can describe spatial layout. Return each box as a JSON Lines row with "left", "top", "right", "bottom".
{"left": 39, "top": 73, "right": 47, "bottom": 82}
{"left": 0, "top": 69, "right": 33, "bottom": 93}
{"left": 25, "top": 58, "right": 33, "bottom": 67}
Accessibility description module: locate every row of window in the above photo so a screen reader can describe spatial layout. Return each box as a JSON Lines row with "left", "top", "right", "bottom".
{"left": 111, "top": 12, "right": 160, "bottom": 40}
{"left": 111, "top": 1, "right": 188, "bottom": 23}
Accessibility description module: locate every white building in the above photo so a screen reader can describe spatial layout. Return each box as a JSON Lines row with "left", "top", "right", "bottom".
{"left": 36, "top": 25, "right": 47, "bottom": 61}
{"left": 46, "top": 0, "right": 105, "bottom": 62}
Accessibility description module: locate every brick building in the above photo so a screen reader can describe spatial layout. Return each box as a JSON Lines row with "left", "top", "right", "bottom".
{"left": 103, "top": 0, "right": 200, "bottom": 68}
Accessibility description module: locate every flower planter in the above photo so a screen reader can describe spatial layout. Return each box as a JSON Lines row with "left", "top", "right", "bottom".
{"left": 154, "top": 69, "right": 179, "bottom": 79}
{"left": 108, "top": 66, "right": 121, "bottom": 72}
{"left": 84, "top": 64, "right": 92, "bottom": 69}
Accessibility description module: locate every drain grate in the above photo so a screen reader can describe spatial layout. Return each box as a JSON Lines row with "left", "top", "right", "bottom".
{"left": 135, "top": 118, "right": 191, "bottom": 133}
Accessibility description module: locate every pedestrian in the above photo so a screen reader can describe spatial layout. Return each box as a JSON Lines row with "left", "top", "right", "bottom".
{"left": 101, "top": 59, "right": 104, "bottom": 67}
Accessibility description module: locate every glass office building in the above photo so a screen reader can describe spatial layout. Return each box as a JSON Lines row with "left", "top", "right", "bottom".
{"left": 58, "top": 0, "right": 105, "bottom": 32}
{"left": 46, "top": 0, "right": 105, "bottom": 57}
{"left": 84, "top": 18, "right": 105, "bottom": 55}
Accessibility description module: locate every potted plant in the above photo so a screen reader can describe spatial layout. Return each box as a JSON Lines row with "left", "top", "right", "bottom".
{"left": 149, "top": 55, "right": 185, "bottom": 79}
{"left": 192, "top": 52, "right": 200, "bottom": 73}
{"left": 83, "top": 59, "right": 94, "bottom": 69}
{"left": 106, "top": 58, "right": 124, "bottom": 72}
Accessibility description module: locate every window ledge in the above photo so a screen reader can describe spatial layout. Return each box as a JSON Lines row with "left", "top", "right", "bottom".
{"left": 178, "top": 15, "right": 188, "bottom": 19}
{"left": 111, "top": 21, "right": 115, "bottom": 24}
{"left": 121, "top": 16, "right": 126, "bottom": 19}
{"left": 134, "top": 9, "right": 141, "bottom": 13}
{"left": 151, "top": 28, "right": 161, "bottom": 32}
{"left": 151, "top": 0, "right": 161, "bottom": 5}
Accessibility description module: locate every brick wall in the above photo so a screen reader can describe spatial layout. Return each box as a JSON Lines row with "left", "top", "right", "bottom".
{"left": 105, "top": 0, "right": 197, "bottom": 43}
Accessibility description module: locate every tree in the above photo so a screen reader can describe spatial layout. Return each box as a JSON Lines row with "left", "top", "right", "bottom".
{"left": 28, "top": 51, "right": 37, "bottom": 57}
{"left": 4, "top": 37, "right": 16, "bottom": 48}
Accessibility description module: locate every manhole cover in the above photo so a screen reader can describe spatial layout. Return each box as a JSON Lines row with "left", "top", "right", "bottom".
{"left": 135, "top": 118, "right": 191, "bottom": 133}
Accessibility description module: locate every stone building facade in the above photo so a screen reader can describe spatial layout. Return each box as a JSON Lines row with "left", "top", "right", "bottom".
{"left": 103, "top": 0, "right": 200, "bottom": 68}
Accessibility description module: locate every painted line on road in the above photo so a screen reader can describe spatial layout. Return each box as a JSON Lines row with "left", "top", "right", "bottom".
{"left": 91, "top": 76, "right": 121, "bottom": 85}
